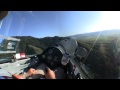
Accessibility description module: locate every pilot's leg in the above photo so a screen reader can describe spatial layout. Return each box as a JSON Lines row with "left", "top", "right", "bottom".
{"left": 37, "top": 63, "right": 65, "bottom": 79}
{"left": 36, "top": 63, "right": 47, "bottom": 71}
{"left": 54, "top": 67, "right": 65, "bottom": 79}
{"left": 28, "top": 63, "right": 47, "bottom": 79}
{"left": 29, "top": 63, "right": 65, "bottom": 79}
{"left": 36, "top": 64, "right": 65, "bottom": 79}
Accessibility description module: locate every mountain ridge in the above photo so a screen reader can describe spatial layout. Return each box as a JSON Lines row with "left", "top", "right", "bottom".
{"left": 13, "top": 30, "right": 120, "bottom": 55}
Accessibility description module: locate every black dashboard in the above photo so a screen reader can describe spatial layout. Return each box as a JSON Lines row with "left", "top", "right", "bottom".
{"left": 21, "top": 47, "right": 63, "bottom": 71}
{"left": 39, "top": 47, "right": 63, "bottom": 69}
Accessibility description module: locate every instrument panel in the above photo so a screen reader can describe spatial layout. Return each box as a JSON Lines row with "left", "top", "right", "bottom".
{"left": 41, "top": 47, "right": 63, "bottom": 68}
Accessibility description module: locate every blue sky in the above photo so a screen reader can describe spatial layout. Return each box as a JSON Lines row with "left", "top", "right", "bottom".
{"left": 0, "top": 11, "right": 120, "bottom": 38}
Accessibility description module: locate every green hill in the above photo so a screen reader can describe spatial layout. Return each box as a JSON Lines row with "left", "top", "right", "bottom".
{"left": 14, "top": 36, "right": 69, "bottom": 55}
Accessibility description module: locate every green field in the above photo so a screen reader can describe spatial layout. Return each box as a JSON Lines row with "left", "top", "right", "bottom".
{"left": 76, "top": 34, "right": 120, "bottom": 79}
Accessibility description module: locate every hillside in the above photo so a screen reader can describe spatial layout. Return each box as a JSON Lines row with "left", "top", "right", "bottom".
{"left": 13, "top": 30, "right": 120, "bottom": 79}
{"left": 67, "top": 30, "right": 120, "bottom": 79}
{"left": 14, "top": 36, "right": 69, "bottom": 55}
{"left": 76, "top": 30, "right": 120, "bottom": 79}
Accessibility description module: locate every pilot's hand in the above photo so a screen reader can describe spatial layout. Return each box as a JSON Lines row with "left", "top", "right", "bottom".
{"left": 45, "top": 67, "right": 56, "bottom": 79}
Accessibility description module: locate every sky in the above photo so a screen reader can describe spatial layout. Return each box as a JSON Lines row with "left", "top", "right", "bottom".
{"left": 0, "top": 11, "right": 120, "bottom": 38}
